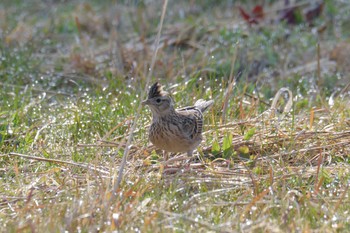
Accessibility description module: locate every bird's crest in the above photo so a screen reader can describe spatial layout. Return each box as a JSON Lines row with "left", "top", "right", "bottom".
{"left": 148, "top": 82, "right": 168, "bottom": 99}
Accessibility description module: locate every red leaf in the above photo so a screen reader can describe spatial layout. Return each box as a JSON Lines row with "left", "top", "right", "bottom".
{"left": 252, "top": 5, "right": 264, "bottom": 19}
{"left": 238, "top": 6, "right": 262, "bottom": 25}
{"left": 238, "top": 6, "right": 252, "bottom": 22}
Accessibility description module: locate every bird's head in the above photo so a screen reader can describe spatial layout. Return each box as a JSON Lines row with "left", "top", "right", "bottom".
{"left": 142, "top": 82, "right": 174, "bottom": 116}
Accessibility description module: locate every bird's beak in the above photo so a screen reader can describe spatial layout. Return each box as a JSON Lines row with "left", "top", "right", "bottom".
{"left": 142, "top": 99, "right": 150, "bottom": 106}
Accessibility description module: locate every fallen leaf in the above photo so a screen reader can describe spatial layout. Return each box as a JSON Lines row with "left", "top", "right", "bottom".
{"left": 238, "top": 5, "right": 264, "bottom": 25}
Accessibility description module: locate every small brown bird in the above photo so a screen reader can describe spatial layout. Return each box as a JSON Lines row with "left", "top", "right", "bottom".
{"left": 142, "top": 82, "right": 213, "bottom": 160}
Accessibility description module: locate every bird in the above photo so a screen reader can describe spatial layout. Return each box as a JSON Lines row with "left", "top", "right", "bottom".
{"left": 142, "top": 82, "right": 213, "bottom": 161}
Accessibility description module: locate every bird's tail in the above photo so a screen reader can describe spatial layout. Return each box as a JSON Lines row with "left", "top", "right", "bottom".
{"left": 194, "top": 99, "right": 214, "bottom": 113}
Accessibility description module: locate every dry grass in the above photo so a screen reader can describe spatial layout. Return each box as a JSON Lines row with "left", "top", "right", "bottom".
{"left": 1, "top": 0, "right": 350, "bottom": 232}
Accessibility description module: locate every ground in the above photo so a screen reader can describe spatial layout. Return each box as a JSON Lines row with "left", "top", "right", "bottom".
{"left": 0, "top": 0, "right": 350, "bottom": 232}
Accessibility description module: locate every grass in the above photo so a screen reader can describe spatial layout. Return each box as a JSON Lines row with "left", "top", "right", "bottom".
{"left": 1, "top": 0, "right": 350, "bottom": 232}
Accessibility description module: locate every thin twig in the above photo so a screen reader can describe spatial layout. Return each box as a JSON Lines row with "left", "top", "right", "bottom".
{"left": 269, "top": 87, "right": 293, "bottom": 118}
{"left": 31, "top": 121, "right": 51, "bottom": 149}
{"left": 221, "top": 44, "right": 238, "bottom": 124}
{"left": 259, "top": 141, "right": 350, "bottom": 161}
{"left": 244, "top": 92, "right": 271, "bottom": 107}
{"left": 8, "top": 152, "right": 110, "bottom": 175}
{"left": 112, "top": 0, "right": 169, "bottom": 196}
{"left": 317, "top": 42, "right": 322, "bottom": 90}
{"left": 334, "top": 183, "right": 349, "bottom": 212}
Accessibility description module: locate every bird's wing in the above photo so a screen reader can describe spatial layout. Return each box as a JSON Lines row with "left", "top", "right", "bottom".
{"left": 194, "top": 99, "right": 214, "bottom": 113}
{"left": 176, "top": 107, "right": 203, "bottom": 139}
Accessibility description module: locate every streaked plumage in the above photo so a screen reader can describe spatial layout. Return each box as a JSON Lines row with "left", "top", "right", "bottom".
{"left": 142, "top": 82, "right": 213, "bottom": 158}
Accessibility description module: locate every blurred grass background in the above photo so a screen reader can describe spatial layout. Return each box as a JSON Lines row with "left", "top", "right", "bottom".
{"left": 0, "top": 0, "right": 350, "bottom": 232}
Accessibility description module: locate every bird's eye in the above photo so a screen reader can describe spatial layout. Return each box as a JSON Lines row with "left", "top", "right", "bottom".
{"left": 156, "top": 98, "right": 161, "bottom": 103}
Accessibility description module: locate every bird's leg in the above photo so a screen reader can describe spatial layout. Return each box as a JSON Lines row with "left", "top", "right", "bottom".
{"left": 163, "top": 151, "right": 169, "bottom": 161}
{"left": 161, "top": 151, "right": 172, "bottom": 170}
{"left": 183, "top": 150, "right": 194, "bottom": 169}
{"left": 187, "top": 150, "right": 193, "bottom": 160}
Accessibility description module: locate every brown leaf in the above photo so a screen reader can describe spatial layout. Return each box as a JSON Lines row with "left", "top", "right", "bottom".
{"left": 304, "top": 2, "right": 324, "bottom": 23}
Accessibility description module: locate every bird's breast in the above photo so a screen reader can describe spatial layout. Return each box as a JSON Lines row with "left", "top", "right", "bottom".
{"left": 149, "top": 120, "right": 201, "bottom": 153}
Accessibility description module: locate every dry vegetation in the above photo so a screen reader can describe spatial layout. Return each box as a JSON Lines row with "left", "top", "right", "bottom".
{"left": 1, "top": 0, "right": 350, "bottom": 232}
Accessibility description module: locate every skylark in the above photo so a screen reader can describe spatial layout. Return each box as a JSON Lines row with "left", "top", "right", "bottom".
{"left": 142, "top": 82, "right": 213, "bottom": 161}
